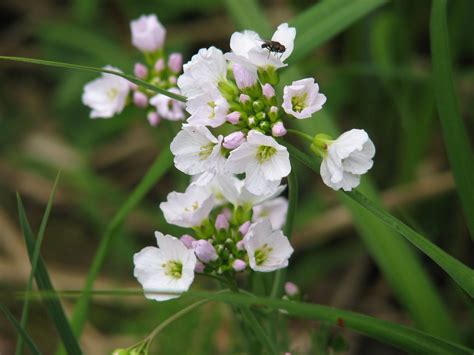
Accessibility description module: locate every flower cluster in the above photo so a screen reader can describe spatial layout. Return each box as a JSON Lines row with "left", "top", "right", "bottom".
{"left": 82, "top": 14, "right": 185, "bottom": 126}
{"left": 133, "top": 175, "right": 293, "bottom": 301}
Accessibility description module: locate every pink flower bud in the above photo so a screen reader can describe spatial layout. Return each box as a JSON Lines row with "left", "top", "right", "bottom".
{"left": 154, "top": 58, "right": 165, "bottom": 72}
{"left": 239, "top": 221, "right": 251, "bottom": 236}
{"left": 134, "top": 63, "right": 148, "bottom": 79}
{"left": 133, "top": 91, "right": 148, "bottom": 108}
{"left": 284, "top": 282, "right": 299, "bottom": 296}
{"left": 226, "top": 111, "right": 241, "bottom": 124}
{"left": 272, "top": 121, "right": 287, "bottom": 137}
{"left": 233, "top": 63, "right": 257, "bottom": 89}
{"left": 180, "top": 234, "right": 196, "bottom": 249}
{"left": 130, "top": 15, "right": 166, "bottom": 53}
{"left": 262, "top": 83, "right": 275, "bottom": 99}
{"left": 195, "top": 261, "right": 205, "bottom": 273}
{"left": 236, "top": 240, "right": 245, "bottom": 251}
{"left": 221, "top": 208, "right": 232, "bottom": 220}
{"left": 239, "top": 94, "right": 250, "bottom": 104}
{"left": 129, "top": 82, "right": 139, "bottom": 91}
{"left": 169, "top": 76, "right": 177, "bottom": 85}
{"left": 168, "top": 53, "right": 183, "bottom": 73}
{"left": 192, "top": 240, "right": 218, "bottom": 263}
{"left": 223, "top": 131, "right": 245, "bottom": 150}
{"left": 147, "top": 111, "right": 160, "bottom": 126}
{"left": 232, "top": 259, "right": 247, "bottom": 272}
{"left": 215, "top": 213, "right": 229, "bottom": 230}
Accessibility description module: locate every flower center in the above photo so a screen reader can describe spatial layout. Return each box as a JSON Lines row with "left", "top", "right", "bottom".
{"left": 163, "top": 260, "right": 183, "bottom": 279}
{"left": 255, "top": 243, "right": 272, "bottom": 266}
{"left": 208, "top": 101, "right": 216, "bottom": 119}
{"left": 256, "top": 145, "right": 276, "bottom": 163}
{"left": 107, "top": 88, "right": 119, "bottom": 100}
{"left": 199, "top": 143, "right": 215, "bottom": 160}
{"left": 184, "top": 201, "right": 200, "bottom": 212}
{"left": 291, "top": 93, "right": 308, "bottom": 112}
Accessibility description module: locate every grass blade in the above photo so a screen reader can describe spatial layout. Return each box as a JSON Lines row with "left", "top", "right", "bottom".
{"left": 17, "top": 195, "right": 82, "bottom": 355}
{"left": 288, "top": 0, "right": 388, "bottom": 64}
{"left": 65, "top": 149, "right": 173, "bottom": 344}
{"left": 285, "top": 141, "right": 474, "bottom": 297}
{"left": 430, "top": 0, "right": 474, "bottom": 238}
{"left": 0, "top": 56, "right": 186, "bottom": 102}
{"left": 224, "top": 0, "right": 272, "bottom": 36}
{"left": 0, "top": 303, "right": 42, "bottom": 355}
{"left": 16, "top": 172, "right": 61, "bottom": 355}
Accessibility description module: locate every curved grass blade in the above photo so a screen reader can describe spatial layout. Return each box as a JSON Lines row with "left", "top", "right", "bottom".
{"left": 288, "top": 0, "right": 388, "bottom": 64}
{"left": 284, "top": 141, "right": 474, "bottom": 297}
{"left": 0, "top": 303, "right": 42, "bottom": 355}
{"left": 16, "top": 289, "right": 471, "bottom": 354}
{"left": 17, "top": 195, "right": 82, "bottom": 355}
{"left": 17, "top": 172, "right": 61, "bottom": 355}
{"left": 430, "top": 0, "right": 474, "bottom": 239}
{"left": 65, "top": 149, "right": 173, "bottom": 345}
{"left": 0, "top": 56, "right": 186, "bottom": 102}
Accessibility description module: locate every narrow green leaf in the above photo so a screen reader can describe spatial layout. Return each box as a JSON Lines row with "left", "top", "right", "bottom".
{"left": 0, "top": 56, "right": 185, "bottom": 102}
{"left": 17, "top": 195, "right": 82, "bottom": 355}
{"left": 0, "top": 303, "right": 42, "bottom": 355}
{"left": 205, "top": 292, "right": 471, "bottom": 355}
{"left": 284, "top": 142, "right": 474, "bottom": 297}
{"left": 224, "top": 0, "right": 272, "bottom": 36}
{"left": 17, "top": 172, "right": 61, "bottom": 355}
{"left": 288, "top": 0, "right": 388, "bottom": 64}
{"left": 430, "top": 0, "right": 474, "bottom": 238}
{"left": 66, "top": 149, "right": 173, "bottom": 343}
{"left": 19, "top": 289, "right": 471, "bottom": 355}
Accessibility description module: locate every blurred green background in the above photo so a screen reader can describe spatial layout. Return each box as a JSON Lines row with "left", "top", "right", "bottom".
{"left": 1, "top": 0, "right": 473, "bottom": 353}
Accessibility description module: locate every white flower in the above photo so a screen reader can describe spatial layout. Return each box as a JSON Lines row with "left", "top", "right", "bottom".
{"left": 177, "top": 47, "right": 227, "bottom": 98}
{"left": 170, "top": 125, "right": 227, "bottom": 179}
{"left": 226, "top": 130, "right": 291, "bottom": 195}
{"left": 159, "top": 184, "right": 214, "bottom": 228}
{"left": 253, "top": 197, "right": 288, "bottom": 230}
{"left": 82, "top": 66, "right": 130, "bottom": 119}
{"left": 244, "top": 219, "right": 293, "bottom": 272}
{"left": 186, "top": 89, "right": 229, "bottom": 128}
{"left": 282, "top": 78, "right": 326, "bottom": 119}
{"left": 133, "top": 232, "right": 196, "bottom": 301}
{"left": 130, "top": 14, "right": 166, "bottom": 53}
{"left": 150, "top": 88, "right": 185, "bottom": 121}
{"left": 320, "top": 129, "right": 376, "bottom": 191}
{"left": 215, "top": 174, "right": 285, "bottom": 208}
{"left": 225, "top": 23, "right": 296, "bottom": 70}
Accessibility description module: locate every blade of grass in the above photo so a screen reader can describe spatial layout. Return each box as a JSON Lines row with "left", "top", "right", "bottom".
{"left": 0, "top": 303, "right": 42, "bottom": 355}
{"left": 0, "top": 56, "right": 185, "bottom": 102}
{"left": 16, "top": 172, "right": 61, "bottom": 355}
{"left": 17, "top": 195, "right": 82, "bottom": 355}
{"left": 288, "top": 0, "right": 388, "bottom": 64}
{"left": 224, "top": 0, "right": 272, "bottom": 36}
{"left": 284, "top": 141, "right": 474, "bottom": 297}
{"left": 65, "top": 149, "right": 173, "bottom": 345}
{"left": 15, "top": 289, "right": 472, "bottom": 354}
{"left": 430, "top": 0, "right": 474, "bottom": 239}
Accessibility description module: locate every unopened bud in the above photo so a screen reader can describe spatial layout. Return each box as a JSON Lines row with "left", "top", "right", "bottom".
{"left": 215, "top": 213, "right": 230, "bottom": 230}
{"left": 239, "top": 94, "right": 250, "bottom": 104}
{"left": 223, "top": 131, "right": 245, "bottom": 150}
{"left": 195, "top": 261, "right": 205, "bottom": 273}
{"left": 192, "top": 240, "right": 218, "bottom": 263}
{"left": 284, "top": 282, "right": 299, "bottom": 296}
{"left": 133, "top": 91, "right": 148, "bottom": 108}
{"left": 134, "top": 63, "right": 148, "bottom": 79}
{"left": 262, "top": 83, "right": 275, "bottom": 99}
{"left": 239, "top": 221, "right": 251, "bottom": 236}
{"left": 180, "top": 234, "right": 196, "bottom": 249}
{"left": 232, "top": 259, "right": 247, "bottom": 272}
{"left": 168, "top": 53, "right": 183, "bottom": 73}
{"left": 236, "top": 240, "right": 245, "bottom": 251}
{"left": 147, "top": 111, "right": 160, "bottom": 126}
{"left": 226, "top": 111, "right": 241, "bottom": 124}
{"left": 154, "top": 58, "right": 165, "bottom": 72}
{"left": 272, "top": 121, "right": 287, "bottom": 137}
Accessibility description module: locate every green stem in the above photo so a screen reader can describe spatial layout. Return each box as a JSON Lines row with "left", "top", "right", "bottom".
{"left": 64, "top": 149, "right": 173, "bottom": 348}
{"left": 286, "top": 128, "right": 314, "bottom": 143}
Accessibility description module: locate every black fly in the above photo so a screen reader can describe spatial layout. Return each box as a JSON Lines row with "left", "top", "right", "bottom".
{"left": 260, "top": 40, "right": 286, "bottom": 58}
